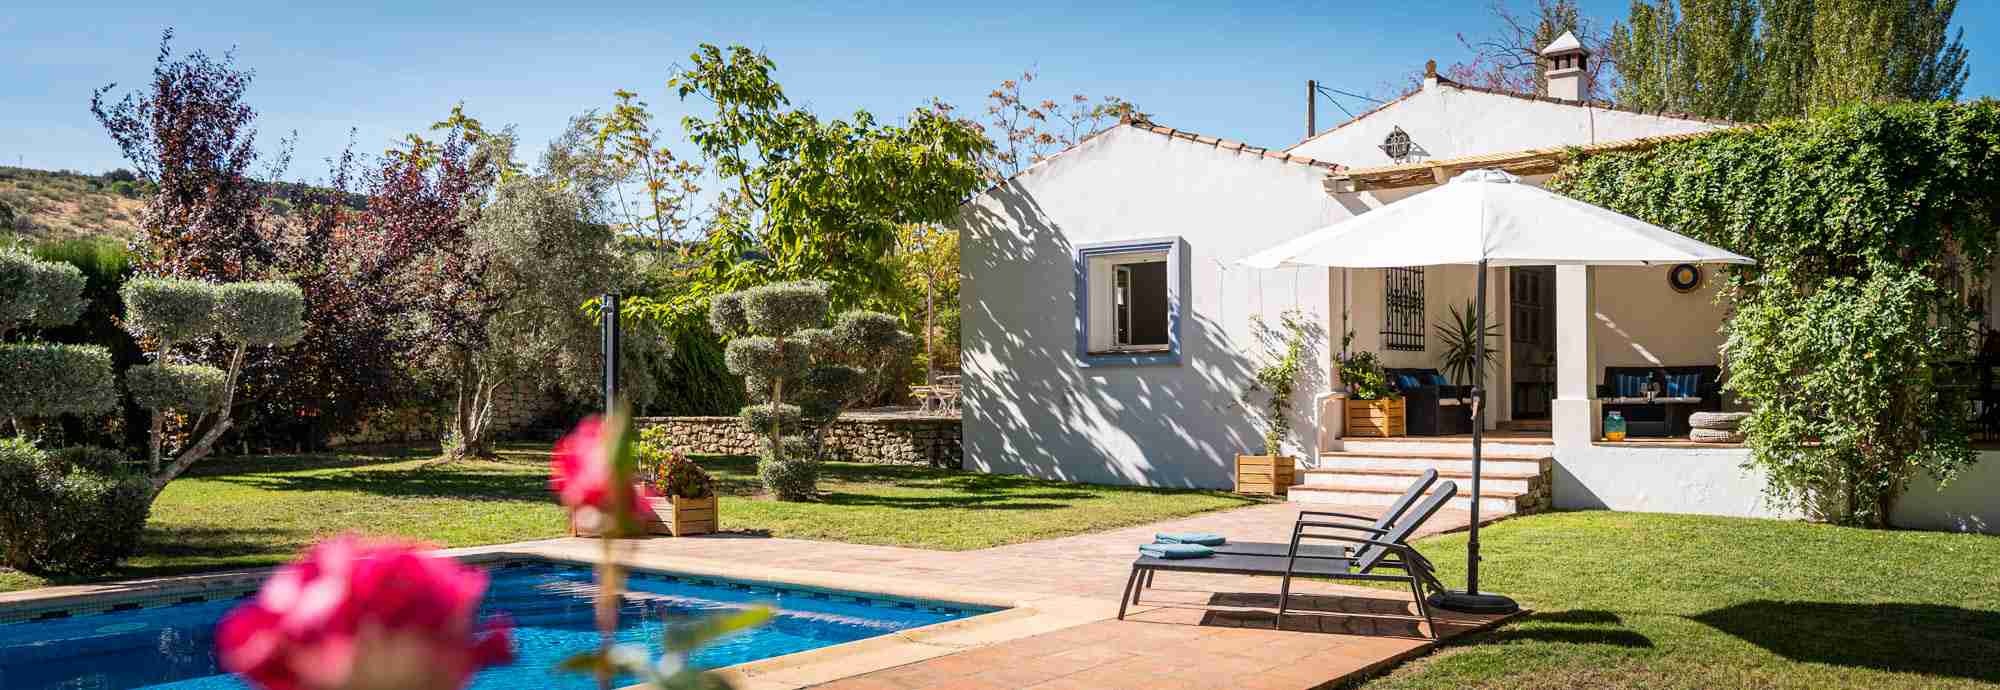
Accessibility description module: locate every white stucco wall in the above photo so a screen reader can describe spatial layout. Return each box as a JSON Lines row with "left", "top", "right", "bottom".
{"left": 1287, "top": 78, "right": 1727, "bottom": 167}
{"left": 1589, "top": 266, "right": 1732, "bottom": 380}
{"left": 1893, "top": 453, "right": 2000, "bottom": 534}
{"left": 1557, "top": 445, "right": 2000, "bottom": 534}
{"left": 1553, "top": 444, "right": 1798, "bottom": 519}
{"left": 955, "top": 125, "right": 1343, "bottom": 489}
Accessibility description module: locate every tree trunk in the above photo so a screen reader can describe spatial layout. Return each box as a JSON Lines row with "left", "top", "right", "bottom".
{"left": 924, "top": 267, "right": 936, "bottom": 390}
{"left": 448, "top": 349, "right": 495, "bottom": 460}
{"left": 149, "top": 344, "right": 245, "bottom": 496}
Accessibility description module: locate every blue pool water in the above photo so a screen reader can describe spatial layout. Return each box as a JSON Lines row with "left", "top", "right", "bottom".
{"left": 0, "top": 560, "right": 995, "bottom": 689}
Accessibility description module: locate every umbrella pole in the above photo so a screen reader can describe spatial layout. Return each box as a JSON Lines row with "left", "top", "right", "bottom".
{"left": 1430, "top": 259, "right": 1520, "bottom": 615}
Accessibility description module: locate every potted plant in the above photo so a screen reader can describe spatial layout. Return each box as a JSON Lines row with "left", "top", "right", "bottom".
{"left": 640, "top": 430, "right": 718, "bottom": 537}
{"left": 1238, "top": 312, "right": 1310, "bottom": 495}
{"left": 1338, "top": 329, "right": 1404, "bottom": 437}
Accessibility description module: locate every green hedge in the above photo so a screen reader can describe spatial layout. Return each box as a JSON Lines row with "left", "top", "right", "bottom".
{"left": 0, "top": 438, "right": 151, "bottom": 575}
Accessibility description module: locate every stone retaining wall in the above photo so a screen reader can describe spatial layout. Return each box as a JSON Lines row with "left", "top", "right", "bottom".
{"left": 637, "top": 412, "right": 962, "bottom": 468}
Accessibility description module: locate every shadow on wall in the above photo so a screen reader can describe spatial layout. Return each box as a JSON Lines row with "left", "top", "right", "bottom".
{"left": 959, "top": 188, "right": 1263, "bottom": 490}
{"left": 1691, "top": 600, "right": 2000, "bottom": 683}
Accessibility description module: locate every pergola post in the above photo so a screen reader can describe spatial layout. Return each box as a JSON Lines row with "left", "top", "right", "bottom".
{"left": 1553, "top": 265, "right": 1599, "bottom": 447}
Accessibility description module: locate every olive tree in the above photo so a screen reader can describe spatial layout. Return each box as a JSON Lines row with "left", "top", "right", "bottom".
{"left": 121, "top": 278, "right": 304, "bottom": 493}
{"left": 710, "top": 282, "right": 913, "bottom": 500}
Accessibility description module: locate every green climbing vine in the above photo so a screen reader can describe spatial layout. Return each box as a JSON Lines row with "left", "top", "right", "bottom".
{"left": 1551, "top": 100, "right": 2000, "bottom": 527}
{"left": 1246, "top": 310, "right": 1314, "bottom": 456}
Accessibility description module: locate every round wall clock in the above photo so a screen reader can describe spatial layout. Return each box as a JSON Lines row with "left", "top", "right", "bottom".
{"left": 1668, "top": 264, "right": 1702, "bottom": 293}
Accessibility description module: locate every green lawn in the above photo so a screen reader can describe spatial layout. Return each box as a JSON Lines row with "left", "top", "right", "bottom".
{"left": 0, "top": 443, "right": 1258, "bottom": 593}
{"left": 1360, "top": 511, "right": 2000, "bottom": 689}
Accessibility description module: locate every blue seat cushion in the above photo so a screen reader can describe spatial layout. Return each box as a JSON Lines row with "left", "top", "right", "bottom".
{"left": 1666, "top": 373, "right": 1702, "bottom": 397}
{"left": 1395, "top": 373, "right": 1424, "bottom": 390}
{"left": 1616, "top": 373, "right": 1651, "bottom": 397}
{"left": 1424, "top": 371, "right": 1451, "bottom": 387}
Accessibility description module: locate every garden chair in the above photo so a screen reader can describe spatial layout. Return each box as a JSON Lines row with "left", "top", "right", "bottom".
{"left": 1118, "top": 481, "right": 1458, "bottom": 638}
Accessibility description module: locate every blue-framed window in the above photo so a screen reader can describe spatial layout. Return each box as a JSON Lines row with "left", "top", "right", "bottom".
{"left": 1074, "top": 237, "right": 1184, "bottom": 367}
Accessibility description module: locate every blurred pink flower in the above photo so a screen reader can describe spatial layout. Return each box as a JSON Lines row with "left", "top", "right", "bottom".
{"left": 216, "top": 535, "right": 513, "bottom": 690}
{"left": 550, "top": 415, "right": 654, "bottom": 528}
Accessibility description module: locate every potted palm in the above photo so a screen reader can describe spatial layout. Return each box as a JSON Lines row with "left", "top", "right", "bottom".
{"left": 1338, "top": 330, "right": 1404, "bottom": 437}
{"left": 1436, "top": 299, "right": 1502, "bottom": 388}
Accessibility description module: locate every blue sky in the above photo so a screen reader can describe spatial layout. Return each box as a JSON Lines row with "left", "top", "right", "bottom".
{"left": 5, "top": 1, "right": 1996, "bottom": 179}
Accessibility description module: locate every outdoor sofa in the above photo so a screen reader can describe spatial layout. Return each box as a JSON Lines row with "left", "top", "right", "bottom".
{"left": 1387, "top": 368, "right": 1474, "bottom": 436}
{"left": 1596, "top": 365, "right": 1723, "bottom": 437}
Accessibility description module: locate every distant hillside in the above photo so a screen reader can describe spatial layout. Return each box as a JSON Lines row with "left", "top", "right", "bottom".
{"left": 0, "top": 166, "right": 365, "bottom": 244}
{"left": 0, "top": 167, "right": 147, "bottom": 241}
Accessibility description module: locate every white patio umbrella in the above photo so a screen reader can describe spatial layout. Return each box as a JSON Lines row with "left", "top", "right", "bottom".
{"left": 1242, "top": 168, "right": 1752, "bottom": 613}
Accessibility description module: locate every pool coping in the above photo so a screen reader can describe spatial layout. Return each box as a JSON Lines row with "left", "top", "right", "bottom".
{"left": 0, "top": 538, "right": 1117, "bottom": 690}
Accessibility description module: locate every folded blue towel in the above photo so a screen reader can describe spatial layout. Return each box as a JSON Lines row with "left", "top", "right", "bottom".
{"left": 1140, "top": 543, "right": 1214, "bottom": 559}
{"left": 1154, "top": 532, "right": 1227, "bottom": 546}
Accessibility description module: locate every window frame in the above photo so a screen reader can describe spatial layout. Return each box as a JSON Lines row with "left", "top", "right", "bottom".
{"left": 1074, "top": 237, "right": 1185, "bottom": 367}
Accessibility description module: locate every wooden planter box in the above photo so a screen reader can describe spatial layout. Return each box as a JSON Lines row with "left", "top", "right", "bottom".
{"left": 1235, "top": 455, "right": 1295, "bottom": 496}
{"left": 568, "top": 486, "right": 717, "bottom": 537}
{"left": 649, "top": 495, "right": 717, "bottom": 537}
{"left": 1345, "top": 397, "right": 1407, "bottom": 437}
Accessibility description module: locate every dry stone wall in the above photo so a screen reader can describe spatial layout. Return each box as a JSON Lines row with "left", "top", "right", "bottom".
{"left": 637, "top": 413, "right": 962, "bottom": 468}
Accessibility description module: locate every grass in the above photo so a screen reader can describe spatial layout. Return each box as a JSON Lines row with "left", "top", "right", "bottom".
{"left": 0, "top": 442, "right": 1257, "bottom": 593}
{"left": 1359, "top": 511, "right": 2000, "bottom": 689}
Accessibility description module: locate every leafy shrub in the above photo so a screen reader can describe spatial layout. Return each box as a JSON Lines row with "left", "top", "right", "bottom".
{"left": 724, "top": 337, "right": 808, "bottom": 383}
{"left": 48, "top": 445, "right": 134, "bottom": 475}
{"left": 757, "top": 454, "right": 818, "bottom": 501}
{"left": 0, "top": 343, "right": 119, "bottom": 419}
{"left": 104, "top": 168, "right": 138, "bottom": 183}
{"left": 215, "top": 281, "right": 306, "bottom": 346}
{"left": 636, "top": 427, "right": 715, "bottom": 499}
{"left": 121, "top": 278, "right": 218, "bottom": 345}
{"left": 0, "top": 438, "right": 152, "bottom": 575}
{"left": 740, "top": 281, "right": 830, "bottom": 336}
{"left": 126, "top": 363, "right": 228, "bottom": 412}
{"left": 0, "top": 200, "right": 13, "bottom": 230}
{"left": 0, "top": 249, "right": 87, "bottom": 329}
{"left": 1336, "top": 350, "right": 1395, "bottom": 400}
{"left": 707, "top": 291, "right": 748, "bottom": 335}
{"left": 738, "top": 402, "right": 802, "bottom": 434}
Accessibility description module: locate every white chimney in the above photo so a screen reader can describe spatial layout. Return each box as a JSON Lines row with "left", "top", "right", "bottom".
{"left": 1540, "top": 31, "right": 1590, "bottom": 102}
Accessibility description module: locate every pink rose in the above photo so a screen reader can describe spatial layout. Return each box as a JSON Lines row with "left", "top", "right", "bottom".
{"left": 217, "top": 535, "right": 513, "bottom": 690}
{"left": 550, "top": 415, "right": 654, "bottom": 527}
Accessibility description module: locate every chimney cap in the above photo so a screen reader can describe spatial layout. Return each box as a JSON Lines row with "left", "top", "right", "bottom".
{"left": 1540, "top": 30, "right": 1586, "bottom": 56}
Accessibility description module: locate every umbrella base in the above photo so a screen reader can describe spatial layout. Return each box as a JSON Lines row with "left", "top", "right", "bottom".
{"left": 1427, "top": 590, "right": 1521, "bottom": 614}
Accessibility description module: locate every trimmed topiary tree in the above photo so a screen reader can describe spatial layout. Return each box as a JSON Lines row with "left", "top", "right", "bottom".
{"left": 0, "top": 252, "right": 144, "bottom": 575}
{"left": 0, "top": 250, "right": 116, "bottom": 433}
{"left": 119, "top": 277, "right": 305, "bottom": 492}
{"left": 709, "top": 282, "right": 914, "bottom": 500}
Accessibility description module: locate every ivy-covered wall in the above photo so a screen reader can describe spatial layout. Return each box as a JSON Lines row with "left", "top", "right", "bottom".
{"left": 1552, "top": 100, "right": 2000, "bottom": 527}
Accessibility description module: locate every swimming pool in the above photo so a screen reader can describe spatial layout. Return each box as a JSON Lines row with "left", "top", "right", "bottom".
{"left": 0, "top": 559, "right": 997, "bottom": 689}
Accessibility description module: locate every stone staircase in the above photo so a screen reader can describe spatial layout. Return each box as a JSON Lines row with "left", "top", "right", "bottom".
{"left": 1289, "top": 438, "right": 1554, "bottom": 517}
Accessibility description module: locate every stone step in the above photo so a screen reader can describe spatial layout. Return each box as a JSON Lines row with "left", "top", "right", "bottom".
{"left": 1333, "top": 437, "right": 1555, "bottom": 456}
{"left": 1315, "top": 451, "right": 1550, "bottom": 476}
{"left": 1287, "top": 483, "right": 1529, "bottom": 516}
{"left": 1301, "top": 467, "right": 1541, "bottom": 494}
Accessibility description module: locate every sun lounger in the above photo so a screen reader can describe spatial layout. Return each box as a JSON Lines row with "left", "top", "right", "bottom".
{"left": 1119, "top": 481, "right": 1458, "bottom": 638}
{"left": 1205, "top": 468, "right": 1440, "bottom": 561}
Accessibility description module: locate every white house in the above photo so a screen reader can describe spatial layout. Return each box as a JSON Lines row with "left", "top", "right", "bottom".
{"left": 955, "top": 34, "right": 2000, "bottom": 534}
